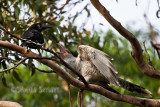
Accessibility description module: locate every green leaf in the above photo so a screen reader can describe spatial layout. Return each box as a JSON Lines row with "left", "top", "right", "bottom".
{"left": 31, "top": 68, "right": 36, "bottom": 76}
{"left": 14, "top": 6, "right": 20, "bottom": 19}
{"left": 12, "top": 70, "right": 22, "bottom": 83}
{"left": 11, "top": 77, "right": 16, "bottom": 85}
{"left": 24, "top": 0, "right": 33, "bottom": 10}
{"left": 59, "top": 17, "right": 64, "bottom": 22}
{"left": 2, "top": 77, "right": 8, "bottom": 87}
{"left": 2, "top": 60, "right": 7, "bottom": 69}
{"left": 0, "top": 73, "right": 4, "bottom": 80}
{"left": 58, "top": 28, "right": 64, "bottom": 41}
{"left": 52, "top": 21, "right": 60, "bottom": 26}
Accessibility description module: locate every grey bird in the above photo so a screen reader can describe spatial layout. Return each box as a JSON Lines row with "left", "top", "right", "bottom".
{"left": 57, "top": 44, "right": 152, "bottom": 97}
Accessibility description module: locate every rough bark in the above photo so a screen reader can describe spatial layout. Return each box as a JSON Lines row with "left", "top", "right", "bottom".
{"left": 90, "top": 0, "right": 160, "bottom": 79}
{"left": 0, "top": 101, "right": 23, "bottom": 107}
{"left": 1, "top": 41, "right": 160, "bottom": 107}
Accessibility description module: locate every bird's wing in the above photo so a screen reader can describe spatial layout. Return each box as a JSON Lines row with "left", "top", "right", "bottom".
{"left": 32, "top": 30, "right": 44, "bottom": 44}
{"left": 94, "top": 48, "right": 114, "bottom": 60}
{"left": 82, "top": 46, "right": 119, "bottom": 86}
{"left": 21, "top": 30, "right": 34, "bottom": 39}
{"left": 22, "top": 30, "right": 44, "bottom": 44}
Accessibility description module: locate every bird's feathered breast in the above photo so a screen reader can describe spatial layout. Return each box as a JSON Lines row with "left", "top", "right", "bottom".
{"left": 63, "top": 55, "right": 78, "bottom": 73}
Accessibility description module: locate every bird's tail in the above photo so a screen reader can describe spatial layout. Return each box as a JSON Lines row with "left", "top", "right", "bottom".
{"left": 96, "top": 81, "right": 120, "bottom": 94}
{"left": 118, "top": 78, "right": 152, "bottom": 97}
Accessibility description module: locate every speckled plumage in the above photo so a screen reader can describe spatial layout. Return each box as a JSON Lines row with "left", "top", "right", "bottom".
{"left": 77, "top": 45, "right": 119, "bottom": 86}
{"left": 58, "top": 44, "right": 152, "bottom": 97}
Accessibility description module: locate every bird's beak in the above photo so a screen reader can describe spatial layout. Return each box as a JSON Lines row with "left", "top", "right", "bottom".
{"left": 57, "top": 43, "right": 68, "bottom": 54}
{"left": 41, "top": 25, "right": 52, "bottom": 30}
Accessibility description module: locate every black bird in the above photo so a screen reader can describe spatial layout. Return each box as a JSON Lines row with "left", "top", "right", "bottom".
{"left": 21, "top": 23, "right": 52, "bottom": 49}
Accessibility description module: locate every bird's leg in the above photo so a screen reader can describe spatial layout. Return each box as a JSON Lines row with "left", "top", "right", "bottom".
{"left": 68, "top": 83, "right": 73, "bottom": 107}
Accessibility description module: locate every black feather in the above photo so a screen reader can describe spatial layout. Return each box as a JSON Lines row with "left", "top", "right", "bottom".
{"left": 21, "top": 23, "right": 51, "bottom": 49}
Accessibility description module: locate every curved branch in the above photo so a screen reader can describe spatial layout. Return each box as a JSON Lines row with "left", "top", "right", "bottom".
{"left": 0, "top": 101, "right": 22, "bottom": 107}
{"left": 0, "top": 57, "right": 56, "bottom": 73}
{"left": 1, "top": 41, "right": 160, "bottom": 106}
{"left": 0, "top": 57, "right": 27, "bottom": 72}
{"left": 0, "top": 26, "right": 88, "bottom": 85}
{"left": 90, "top": 0, "right": 160, "bottom": 79}
{"left": 40, "top": 47, "right": 88, "bottom": 85}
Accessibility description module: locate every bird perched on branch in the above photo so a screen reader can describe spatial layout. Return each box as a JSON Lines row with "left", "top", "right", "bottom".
{"left": 21, "top": 23, "right": 52, "bottom": 49}
{"left": 57, "top": 44, "right": 152, "bottom": 97}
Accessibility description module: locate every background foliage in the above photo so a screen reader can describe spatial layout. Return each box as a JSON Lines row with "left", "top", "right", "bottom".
{"left": 0, "top": 0, "right": 160, "bottom": 107}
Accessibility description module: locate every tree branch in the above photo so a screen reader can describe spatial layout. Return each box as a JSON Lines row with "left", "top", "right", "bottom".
{"left": 40, "top": 47, "right": 88, "bottom": 85}
{"left": 68, "top": 83, "right": 73, "bottom": 107}
{"left": 56, "top": 0, "right": 71, "bottom": 10}
{"left": 0, "top": 101, "right": 22, "bottom": 107}
{"left": 144, "top": 14, "right": 160, "bottom": 58}
{"left": 0, "top": 57, "right": 56, "bottom": 73}
{"left": 1, "top": 41, "right": 160, "bottom": 106}
{"left": 0, "top": 26, "right": 88, "bottom": 85}
{"left": 90, "top": 0, "right": 160, "bottom": 79}
{"left": 143, "top": 41, "right": 152, "bottom": 65}
{"left": 0, "top": 57, "right": 27, "bottom": 73}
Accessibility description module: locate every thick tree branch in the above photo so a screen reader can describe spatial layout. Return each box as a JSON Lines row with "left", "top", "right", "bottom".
{"left": 0, "top": 101, "right": 22, "bottom": 107}
{"left": 1, "top": 41, "right": 160, "bottom": 106}
{"left": 90, "top": 0, "right": 160, "bottom": 79}
{"left": 40, "top": 47, "right": 88, "bottom": 85}
{"left": 0, "top": 26, "right": 88, "bottom": 85}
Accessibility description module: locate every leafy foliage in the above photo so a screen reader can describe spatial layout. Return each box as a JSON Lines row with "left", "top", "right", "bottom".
{"left": 0, "top": 0, "right": 160, "bottom": 107}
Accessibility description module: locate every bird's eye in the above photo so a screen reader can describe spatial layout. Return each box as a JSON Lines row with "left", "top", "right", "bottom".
{"left": 37, "top": 24, "right": 41, "bottom": 28}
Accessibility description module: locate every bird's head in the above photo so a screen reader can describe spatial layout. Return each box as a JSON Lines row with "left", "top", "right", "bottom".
{"left": 29, "top": 23, "right": 52, "bottom": 31}
{"left": 57, "top": 43, "right": 73, "bottom": 59}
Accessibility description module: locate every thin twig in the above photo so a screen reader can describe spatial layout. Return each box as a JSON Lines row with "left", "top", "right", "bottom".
{"left": 144, "top": 14, "right": 160, "bottom": 58}
{"left": 79, "top": 90, "right": 82, "bottom": 107}
{"left": 0, "top": 57, "right": 27, "bottom": 73}
{"left": 0, "top": 57, "right": 56, "bottom": 73}
{"left": 57, "top": 0, "right": 71, "bottom": 10}
{"left": 27, "top": 56, "right": 58, "bottom": 61}
{"left": 68, "top": 83, "right": 73, "bottom": 107}
{"left": 135, "top": 0, "right": 138, "bottom": 6}
{"left": 80, "top": 89, "right": 84, "bottom": 107}
{"left": 144, "top": 14, "right": 158, "bottom": 43}
{"left": 151, "top": 42, "right": 160, "bottom": 58}
{"left": 77, "top": 91, "right": 80, "bottom": 107}
{"left": 143, "top": 41, "right": 152, "bottom": 66}
{"left": 27, "top": 64, "right": 56, "bottom": 73}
